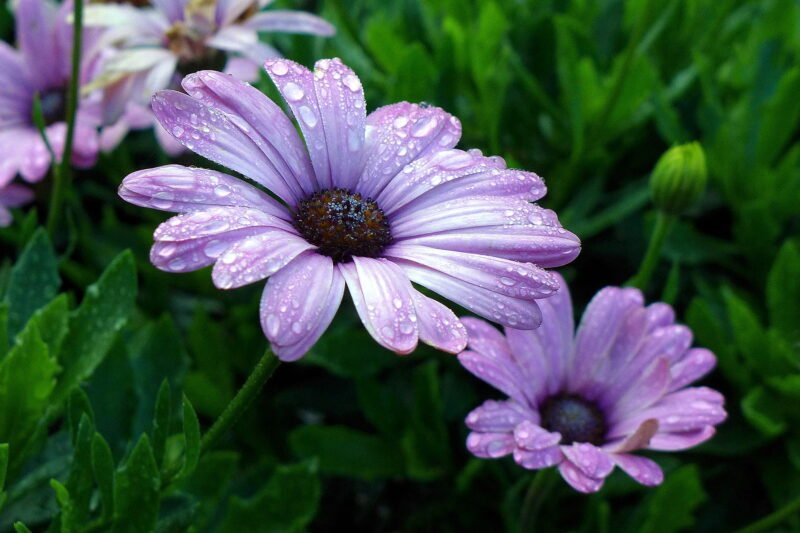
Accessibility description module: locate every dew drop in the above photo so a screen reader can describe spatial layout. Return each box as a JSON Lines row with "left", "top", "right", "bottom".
{"left": 298, "top": 106, "right": 318, "bottom": 127}
{"left": 283, "top": 82, "right": 305, "bottom": 102}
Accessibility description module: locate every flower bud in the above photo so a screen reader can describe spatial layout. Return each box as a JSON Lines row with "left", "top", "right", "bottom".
{"left": 650, "top": 142, "right": 708, "bottom": 215}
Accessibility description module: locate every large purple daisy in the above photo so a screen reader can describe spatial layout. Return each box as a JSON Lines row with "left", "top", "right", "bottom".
{"left": 119, "top": 58, "right": 580, "bottom": 361}
{"left": 459, "top": 275, "right": 726, "bottom": 493}
{"left": 0, "top": 0, "right": 102, "bottom": 184}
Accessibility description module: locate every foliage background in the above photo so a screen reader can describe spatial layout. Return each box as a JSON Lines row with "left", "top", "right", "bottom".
{"left": 1, "top": 0, "right": 799, "bottom": 531}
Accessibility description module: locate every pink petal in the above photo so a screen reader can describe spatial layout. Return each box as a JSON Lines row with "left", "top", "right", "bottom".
{"left": 151, "top": 90, "right": 300, "bottom": 204}
{"left": 399, "top": 261, "right": 542, "bottom": 329}
{"left": 465, "top": 400, "right": 531, "bottom": 432}
{"left": 120, "top": 165, "right": 290, "bottom": 219}
{"left": 385, "top": 244, "right": 558, "bottom": 300}
{"left": 409, "top": 289, "right": 467, "bottom": 353}
{"left": 212, "top": 229, "right": 315, "bottom": 289}
{"left": 466, "top": 431, "right": 515, "bottom": 459}
{"left": 358, "top": 102, "right": 462, "bottom": 199}
{"left": 245, "top": 10, "right": 336, "bottom": 36}
{"left": 561, "top": 443, "right": 615, "bottom": 480}
{"left": 181, "top": 70, "right": 315, "bottom": 200}
{"left": 340, "top": 257, "right": 418, "bottom": 354}
{"left": 613, "top": 454, "right": 663, "bottom": 486}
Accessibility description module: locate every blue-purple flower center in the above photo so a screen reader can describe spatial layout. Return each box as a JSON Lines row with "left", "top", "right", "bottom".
{"left": 35, "top": 89, "right": 67, "bottom": 126}
{"left": 540, "top": 394, "right": 607, "bottom": 446}
{"left": 294, "top": 188, "right": 392, "bottom": 263}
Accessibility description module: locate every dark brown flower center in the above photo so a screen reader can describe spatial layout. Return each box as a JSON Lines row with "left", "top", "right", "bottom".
{"left": 294, "top": 188, "right": 392, "bottom": 263}
{"left": 540, "top": 394, "right": 607, "bottom": 446}
{"left": 35, "top": 89, "right": 67, "bottom": 126}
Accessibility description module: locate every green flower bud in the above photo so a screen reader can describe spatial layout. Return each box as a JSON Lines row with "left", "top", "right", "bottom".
{"left": 650, "top": 142, "right": 708, "bottom": 215}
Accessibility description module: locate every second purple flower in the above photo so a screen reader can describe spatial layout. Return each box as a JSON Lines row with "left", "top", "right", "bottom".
{"left": 119, "top": 58, "right": 581, "bottom": 361}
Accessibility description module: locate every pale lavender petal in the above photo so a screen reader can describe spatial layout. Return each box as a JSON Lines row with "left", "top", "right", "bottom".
{"left": 465, "top": 400, "right": 531, "bottom": 432}
{"left": 216, "top": 0, "right": 255, "bottom": 26}
{"left": 17, "top": 0, "right": 61, "bottom": 89}
{"left": 648, "top": 427, "right": 717, "bottom": 451}
{"left": 154, "top": 207, "right": 293, "bottom": 243}
{"left": 181, "top": 70, "right": 315, "bottom": 199}
{"left": 152, "top": 0, "right": 185, "bottom": 22}
{"left": 466, "top": 432, "right": 515, "bottom": 459}
{"left": 358, "top": 102, "right": 462, "bottom": 199}
{"left": 400, "top": 261, "right": 542, "bottom": 329}
{"left": 19, "top": 129, "right": 53, "bottom": 182}
{"left": 0, "top": 205, "right": 11, "bottom": 227}
{"left": 561, "top": 443, "right": 615, "bottom": 480}
{"left": 514, "top": 421, "right": 561, "bottom": 451}
{"left": 224, "top": 56, "right": 260, "bottom": 82}
{"left": 154, "top": 121, "right": 185, "bottom": 156}
{"left": 261, "top": 253, "right": 345, "bottom": 361}
{"left": 607, "top": 419, "right": 659, "bottom": 453}
{"left": 669, "top": 348, "right": 716, "bottom": 392}
{"left": 645, "top": 302, "right": 675, "bottom": 331}
{"left": 461, "top": 317, "right": 511, "bottom": 358}
{"left": 340, "top": 257, "right": 418, "bottom": 354}
{"left": 400, "top": 223, "right": 581, "bottom": 268}
{"left": 385, "top": 244, "right": 558, "bottom": 301}
{"left": 0, "top": 183, "right": 34, "bottom": 207}
{"left": 409, "top": 289, "right": 467, "bottom": 354}
{"left": 212, "top": 229, "right": 314, "bottom": 289}
{"left": 151, "top": 90, "right": 300, "bottom": 204}
{"left": 120, "top": 165, "right": 290, "bottom": 219}
{"left": 458, "top": 350, "right": 531, "bottom": 406}
{"left": 514, "top": 447, "right": 563, "bottom": 469}
{"left": 606, "top": 358, "right": 671, "bottom": 422}
{"left": 208, "top": 26, "right": 280, "bottom": 65}
{"left": 613, "top": 454, "right": 663, "bottom": 486}
{"left": 150, "top": 226, "right": 267, "bottom": 273}
{"left": 245, "top": 11, "right": 336, "bottom": 36}
{"left": 558, "top": 461, "right": 606, "bottom": 493}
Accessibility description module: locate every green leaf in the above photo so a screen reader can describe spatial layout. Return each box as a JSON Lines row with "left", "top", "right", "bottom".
{"left": 289, "top": 425, "right": 403, "bottom": 480}
{"left": 178, "top": 395, "right": 200, "bottom": 480}
{"left": 0, "top": 304, "right": 8, "bottom": 359}
{"left": 51, "top": 250, "right": 137, "bottom": 410}
{"left": 29, "top": 295, "right": 69, "bottom": 360}
{"left": 14, "top": 522, "right": 33, "bottom": 533}
{"left": 220, "top": 460, "right": 321, "bottom": 533}
{"left": 91, "top": 433, "right": 115, "bottom": 522}
{"left": 112, "top": 434, "right": 160, "bottom": 533}
{"left": 741, "top": 386, "right": 787, "bottom": 437}
{"left": 67, "top": 388, "right": 95, "bottom": 444}
{"left": 152, "top": 380, "right": 171, "bottom": 469}
{"left": 767, "top": 240, "right": 800, "bottom": 343}
{"left": 4, "top": 229, "right": 60, "bottom": 339}
{"left": 0, "top": 322, "right": 59, "bottom": 453}
{"left": 638, "top": 465, "right": 707, "bottom": 533}
{"left": 0, "top": 442, "right": 8, "bottom": 512}
{"left": 50, "top": 479, "right": 75, "bottom": 533}
{"left": 63, "top": 415, "right": 96, "bottom": 527}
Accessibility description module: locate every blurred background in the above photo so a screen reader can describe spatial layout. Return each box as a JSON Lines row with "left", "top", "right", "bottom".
{"left": 1, "top": 0, "right": 799, "bottom": 531}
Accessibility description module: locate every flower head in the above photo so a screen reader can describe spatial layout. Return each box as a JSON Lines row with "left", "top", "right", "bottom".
{"left": 119, "top": 58, "right": 580, "bottom": 361}
{"left": 0, "top": 0, "right": 102, "bottom": 184}
{"left": 84, "top": 0, "right": 335, "bottom": 123}
{"left": 459, "top": 276, "right": 726, "bottom": 493}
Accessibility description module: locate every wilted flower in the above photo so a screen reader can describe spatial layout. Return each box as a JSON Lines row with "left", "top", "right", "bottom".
{"left": 0, "top": 0, "right": 102, "bottom": 183}
{"left": 0, "top": 184, "right": 34, "bottom": 227}
{"left": 119, "top": 59, "right": 580, "bottom": 361}
{"left": 459, "top": 276, "right": 726, "bottom": 493}
{"left": 83, "top": 0, "right": 335, "bottom": 123}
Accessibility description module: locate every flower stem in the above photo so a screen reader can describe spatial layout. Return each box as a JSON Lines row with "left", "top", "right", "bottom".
{"left": 200, "top": 348, "right": 280, "bottom": 454}
{"left": 46, "top": 0, "right": 83, "bottom": 236}
{"left": 629, "top": 211, "right": 674, "bottom": 292}
{"left": 735, "top": 495, "right": 800, "bottom": 533}
{"left": 518, "top": 469, "right": 557, "bottom": 532}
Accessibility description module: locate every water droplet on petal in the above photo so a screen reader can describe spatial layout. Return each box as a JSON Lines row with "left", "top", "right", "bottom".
{"left": 283, "top": 82, "right": 305, "bottom": 102}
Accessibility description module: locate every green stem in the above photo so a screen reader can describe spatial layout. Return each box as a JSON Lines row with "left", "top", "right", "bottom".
{"left": 200, "top": 349, "right": 280, "bottom": 454}
{"left": 629, "top": 211, "right": 674, "bottom": 292}
{"left": 518, "top": 469, "right": 557, "bottom": 532}
{"left": 46, "top": 0, "right": 83, "bottom": 236}
{"left": 735, "top": 494, "right": 800, "bottom": 533}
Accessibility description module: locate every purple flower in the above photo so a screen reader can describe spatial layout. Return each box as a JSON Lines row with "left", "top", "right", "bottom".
{"left": 0, "top": 184, "right": 34, "bottom": 227}
{"left": 0, "top": 0, "right": 102, "bottom": 184}
{"left": 459, "top": 275, "right": 726, "bottom": 493}
{"left": 83, "top": 0, "right": 335, "bottom": 123}
{"left": 119, "top": 59, "right": 580, "bottom": 361}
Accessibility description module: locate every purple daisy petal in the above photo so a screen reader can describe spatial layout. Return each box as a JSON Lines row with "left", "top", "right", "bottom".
{"left": 357, "top": 102, "right": 462, "bottom": 199}
{"left": 154, "top": 207, "right": 293, "bottom": 243}
{"left": 613, "top": 454, "right": 663, "bottom": 486}
{"left": 385, "top": 244, "right": 558, "bottom": 300}
{"left": 645, "top": 302, "right": 676, "bottom": 331}
{"left": 119, "top": 165, "right": 290, "bottom": 219}
{"left": 409, "top": 289, "right": 468, "bottom": 354}
{"left": 17, "top": 0, "right": 61, "bottom": 89}
{"left": 458, "top": 350, "right": 532, "bottom": 407}
{"left": 648, "top": 427, "right": 717, "bottom": 451}
{"left": 151, "top": 90, "right": 301, "bottom": 205}
{"left": 514, "top": 447, "right": 564, "bottom": 469}
{"left": 669, "top": 348, "right": 717, "bottom": 392}
{"left": 514, "top": 421, "right": 561, "bottom": 451}
{"left": 340, "top": 257, "right": 418, "bottom": 354}
{"left": 245, "top": 10, "right": 336, "bottom": 36}
{"left": 558, "top": 460, "right": 606, "bottom": 494}
{"left": 606, "top": 357, "right": 672, "bottom": 422}
{"left": 264, "top": 58, "right": 366, "bottom": 191}
{"left": 465, "top": 400, "right": 532, "bottom": 433}
{"left": 150, "top": 231, "right": 260, "bottom": 274}
{"left": 212, "top": 229, "right": 315, "bottom": 289}
{"left": 181, "top": 71, "right": 317, "bottom": 200}
{"left": 466, "top": 432, "right": 515, "bottom": 459}
{"left": 461, "top": 317, "right": 512, "bottom": 359}
{"left": 561, "top": 443, "right": 615, "bottom": 480}
{"left": 261, "top": 252, "right": 346, "bottom": 362}
{"left": 607, "top": 419, "right": 659, "bottom": 453}
{"left": 401, "top": 261, "right": 543, "bottom": 329}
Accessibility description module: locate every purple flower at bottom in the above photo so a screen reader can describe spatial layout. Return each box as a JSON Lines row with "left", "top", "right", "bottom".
{"left": 119, "top": 58, "right": 581, "bottom": 361}
{"left": 459, "top": 275, "right": 726, "bottom": 493}
{"left": 0, "top": 0, "right": 102, "bottom": 184}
